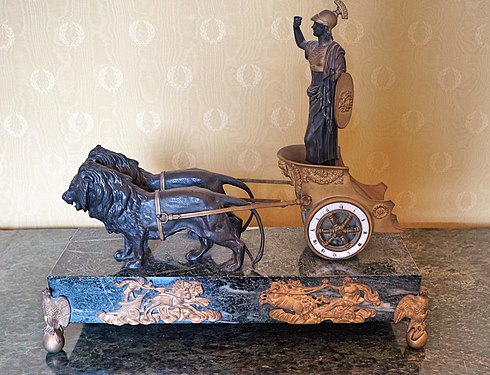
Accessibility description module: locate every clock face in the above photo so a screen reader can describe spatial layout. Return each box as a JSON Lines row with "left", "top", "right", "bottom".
{"left": 305, "top": 201, "right": 371, "bottom": 260}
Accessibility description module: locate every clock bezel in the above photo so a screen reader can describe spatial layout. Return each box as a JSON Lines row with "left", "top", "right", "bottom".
{"left": 304, "top": 197, "right": 373, "bottom": 260}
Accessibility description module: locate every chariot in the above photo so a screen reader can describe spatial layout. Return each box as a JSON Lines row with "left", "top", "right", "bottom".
{"left": 161, "top": 144, "right": 402, "bottom": 261}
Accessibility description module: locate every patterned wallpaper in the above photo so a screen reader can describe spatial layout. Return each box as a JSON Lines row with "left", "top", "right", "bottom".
{"left": 0, "top": 0, "right": 489, "bottom": 229}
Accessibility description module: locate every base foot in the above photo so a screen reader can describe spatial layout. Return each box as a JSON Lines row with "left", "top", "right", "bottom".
{"left": 42, "top": 288, "right": 70, "bottom": 353}
{"left": 406, "top": 329, "right": 428, "bottom": 350}
{"left": 43, "top": 327, "right": 65, "bottom": 353}
{"left": 394, "top": 287, "right": 429, "bottom": 349}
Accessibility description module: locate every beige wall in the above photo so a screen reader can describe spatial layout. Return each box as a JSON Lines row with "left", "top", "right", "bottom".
{"left": 0, "top": 0, "right": 489, "bottom": 229}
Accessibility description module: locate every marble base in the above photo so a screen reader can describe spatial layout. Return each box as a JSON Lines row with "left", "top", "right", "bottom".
{"left": 44, "top": 228, "right": 426, "bottom": 351}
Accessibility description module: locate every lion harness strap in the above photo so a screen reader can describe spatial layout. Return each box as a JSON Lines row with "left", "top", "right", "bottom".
{"left": 154, "top": 190, "right": 300, "bottom": 241}
{"left": 159, "top": 171, "right": 166, "bottom": 191}
{"left": 154, "top": 190, "right": 166, "bottom": 241}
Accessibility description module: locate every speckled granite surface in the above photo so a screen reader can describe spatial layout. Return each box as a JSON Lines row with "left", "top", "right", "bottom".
{"left": 0, "top": 228, "right": 489, "bottom": 374}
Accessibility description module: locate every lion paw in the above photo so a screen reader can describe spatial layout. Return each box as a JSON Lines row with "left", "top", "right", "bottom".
{"left": 125, "top": 259, "right": 142, "bottom": 269}
{"left": 224, "top": 260, "right": 241, "bottom": 273}
{"left": 186, "top": 249, "right": 203, "bottom": 262}
{"left": 114, "top": 250, "right": 133, "bottom": 262}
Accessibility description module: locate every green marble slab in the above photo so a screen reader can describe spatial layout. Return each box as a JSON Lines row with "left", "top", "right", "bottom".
{"left": 47, "top": 227, "right": 421, "bottom": 325}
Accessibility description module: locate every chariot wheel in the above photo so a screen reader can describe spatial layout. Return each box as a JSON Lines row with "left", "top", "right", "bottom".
{"left": 304, "top": 198, "right": 372, "bottom": 260}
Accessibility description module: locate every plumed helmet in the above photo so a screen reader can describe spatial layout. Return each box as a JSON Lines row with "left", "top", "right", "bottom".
{"left": 311, "top": 0, "right": 349, "bottom": 30}
{"left": 311, "top": 10, "right": 339, "bottom": 29}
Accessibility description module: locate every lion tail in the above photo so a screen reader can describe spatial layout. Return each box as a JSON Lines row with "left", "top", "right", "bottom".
{"left": 250, "top": 209, "right": 265, "bottom": 264}
{"left": 218, "top": 195, "right": 265, "bottom": 264}
{"left": 219, "top": 176, "right": 254, "bottom": 232}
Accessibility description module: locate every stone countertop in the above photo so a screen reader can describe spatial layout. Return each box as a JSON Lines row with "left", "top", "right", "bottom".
{"left": 0, "top": 228, "right": 489, "bottom": 374}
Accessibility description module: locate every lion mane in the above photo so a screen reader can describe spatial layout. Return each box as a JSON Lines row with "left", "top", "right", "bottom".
{"left": 71, "top": 161, "right": 145, "bottom": 235}
{"left": 86, "top": 145, "right": 151, "bottom": 190}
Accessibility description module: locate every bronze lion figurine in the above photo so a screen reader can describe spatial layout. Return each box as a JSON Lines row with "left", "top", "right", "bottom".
{"left": 62, "top": 161, "right": 264, "bottom": 271}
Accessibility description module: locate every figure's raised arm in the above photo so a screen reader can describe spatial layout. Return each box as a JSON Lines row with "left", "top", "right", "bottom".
{"left": 293, "top": 16, "right": 307, "bottom": 49}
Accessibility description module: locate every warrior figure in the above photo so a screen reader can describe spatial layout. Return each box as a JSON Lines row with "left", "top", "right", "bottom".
{"left": 293, "top": 2, "right": 348, "bottom": 165}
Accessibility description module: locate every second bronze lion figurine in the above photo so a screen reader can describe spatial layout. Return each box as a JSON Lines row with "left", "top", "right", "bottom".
{"left": 86, "top": 145, "right": 254, "bottom": 233}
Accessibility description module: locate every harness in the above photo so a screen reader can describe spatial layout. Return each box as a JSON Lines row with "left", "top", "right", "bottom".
{"left": 153, "top": 170, "right": 299, "bottom": 242}
{"left": 154, "top": 190, "right": 165, "bottom": 241}
{"left": 154, "top": 172, "right": 167, "bottom": 240}
{"left": 160, "top": 171, "right": 166, "bottom": 191}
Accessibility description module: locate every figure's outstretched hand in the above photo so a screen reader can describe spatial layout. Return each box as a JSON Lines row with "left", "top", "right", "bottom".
{"left": 293, "top": 16, "right": 302, "bottom": 28}
{"left": 293, "top": 16, "right": 306, "bottom": 49}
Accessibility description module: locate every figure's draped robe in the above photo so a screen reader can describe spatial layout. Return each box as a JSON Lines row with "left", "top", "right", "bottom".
{"left": 304, "top": 41, "right": 346, "bottom": 165}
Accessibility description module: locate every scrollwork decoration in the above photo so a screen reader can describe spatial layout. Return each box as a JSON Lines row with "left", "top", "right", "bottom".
{"left": 303, "top": 168, "right": 344, "bottom": 185}
{"left": 278, "top": 160, "right": 303, "bottom": 198}
{"left": 372, "top": 204, "right": 389, "bottom": 219}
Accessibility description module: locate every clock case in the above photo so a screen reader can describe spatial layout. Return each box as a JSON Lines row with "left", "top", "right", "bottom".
{"left": 278, "top": 144, "right": 403, "bottom": 260}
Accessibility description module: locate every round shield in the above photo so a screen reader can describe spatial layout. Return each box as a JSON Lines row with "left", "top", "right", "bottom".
{"left": 334, "top": 73, "right": 354, "bottom": 129}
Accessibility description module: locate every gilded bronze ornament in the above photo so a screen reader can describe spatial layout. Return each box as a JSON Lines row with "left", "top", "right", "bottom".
{"left": 394, "top": 288, "right": 429, "bottom": 349}
{"left": 278, "top": 160, "right": 304, "bottom": 198}
{"left": 338, "top": 90, "right": 353, "bottom": 113}
{"left": 42, "top": 288, "right": 70, "bottom": 353}
{"left": 278, "top": 155, "right": 345, "bottom": 212}
{"left": 260, "top": 277, "right": 381, "bottom": 324}
{"left": 277, "top": 145, "right": 401, "bottom": 259}
{"left": 334, "top": 73, "right": 354, "bottom": 128}
{"left": 303, "top": 168, "right": 344, "bottom": 185}
{"left": 372, "top": 204, "right": 390, "bottom": 219}
{"left": 98, "top": 277, "right": 222, "bottom": 325}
